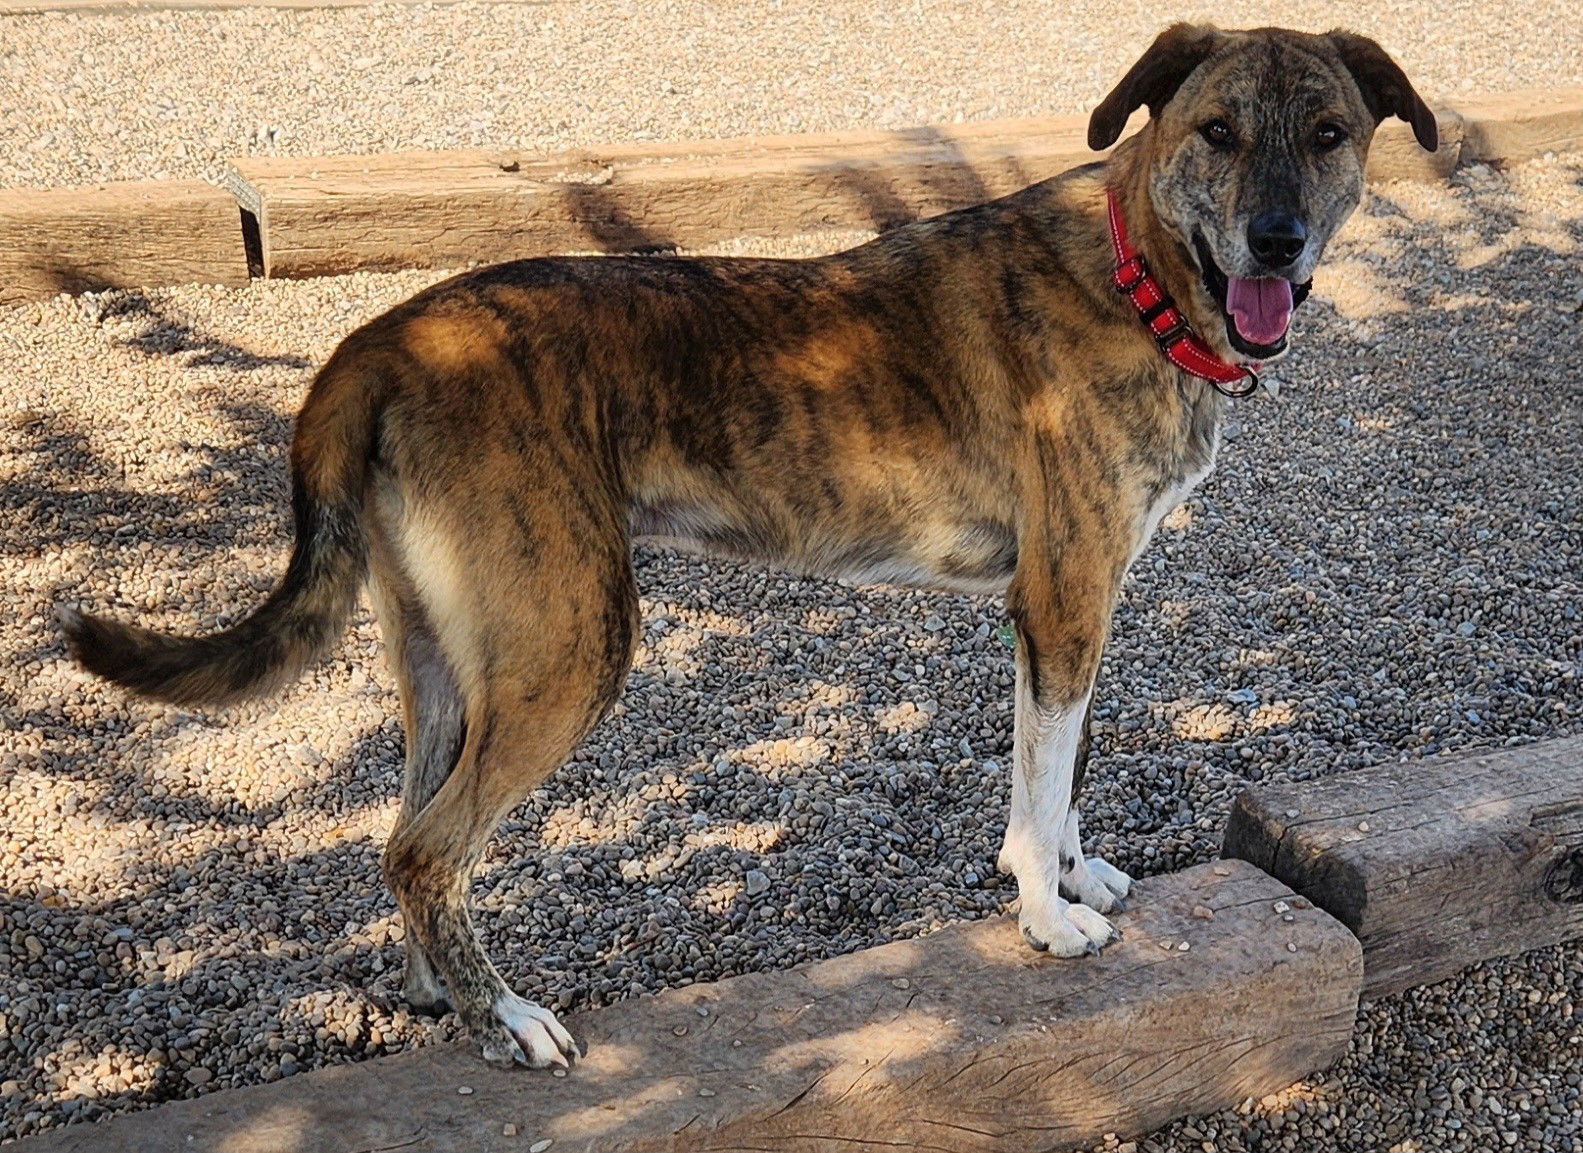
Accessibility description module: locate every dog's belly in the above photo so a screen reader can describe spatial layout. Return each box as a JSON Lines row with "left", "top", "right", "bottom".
{"left": 631, "top": 500, "right": 1017, "bottom": 595}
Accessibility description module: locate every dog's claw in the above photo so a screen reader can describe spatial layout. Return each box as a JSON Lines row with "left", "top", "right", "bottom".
{"left": 1085, "top": 940, "right": 1103, "bottom": 957}
{"left": 490, "top": 994, "right": 581, "bottom": 1070}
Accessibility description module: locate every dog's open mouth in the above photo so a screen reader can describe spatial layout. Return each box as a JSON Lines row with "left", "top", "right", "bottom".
{"left": 1191, "top": 232, "right": 1311, "bottom": 359}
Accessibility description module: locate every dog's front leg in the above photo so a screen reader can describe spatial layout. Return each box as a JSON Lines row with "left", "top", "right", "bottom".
{"left": 998, "top": 563, "right": 1128, "bottom": 955}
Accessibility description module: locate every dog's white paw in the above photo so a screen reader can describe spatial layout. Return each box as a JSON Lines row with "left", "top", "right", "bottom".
{"left": 1018, "top": 890, "right": 1120, "bottom": 956}
{"left": 480, "top": 994, "right": 579, "bottom": 1070}
{"left": 999, "top": 822, "right": 1119, "bottom": 956}
{"left": 1086, "top": 855, "right": 1133, "bottom": 898}
{"left": 1052, "top": 811, "right": 1132, "bottom": 914}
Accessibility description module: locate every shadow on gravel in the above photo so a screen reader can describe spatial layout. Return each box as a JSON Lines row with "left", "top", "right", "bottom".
{"left": 102, "top": 294, "right": 312, "bottom": 372}
{"left": 0, "top": 838, "right": 403, "bottom": 1128}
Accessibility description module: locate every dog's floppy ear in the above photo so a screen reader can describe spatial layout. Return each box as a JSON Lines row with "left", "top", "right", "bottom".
{"left": 1328, "top": 31, "right": 1438, "bottom": 151}
{"left": 1087, "top": 23, "right": 1228, "bottom": 150}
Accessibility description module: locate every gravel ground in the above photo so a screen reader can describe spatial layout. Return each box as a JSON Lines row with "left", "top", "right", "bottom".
{"left": 2, "top": 152, "right": 1581, "bottom": 1147}
{"left": 1, "top": 0, "right": 1581, "bottom": 190}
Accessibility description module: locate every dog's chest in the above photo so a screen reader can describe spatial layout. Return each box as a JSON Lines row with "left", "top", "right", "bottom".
{"left": 1127, "top": 391, "right": 1223, "bottom": 565}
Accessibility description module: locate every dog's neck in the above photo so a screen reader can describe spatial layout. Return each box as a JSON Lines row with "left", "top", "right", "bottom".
{"left": 1099, "top": 132, "right": 1233, "bottom": 364}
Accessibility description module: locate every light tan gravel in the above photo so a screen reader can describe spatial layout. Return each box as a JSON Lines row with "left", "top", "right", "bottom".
{"left": 0, "top": 0, "right": 1580, "bottom": 190}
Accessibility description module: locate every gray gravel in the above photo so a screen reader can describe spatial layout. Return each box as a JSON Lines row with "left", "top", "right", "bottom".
{"left": 1, "top": 0, "right": 1581, "bottom": 190}
{"left": 3, "top": 151, "right": 1582, "bottom": 1153}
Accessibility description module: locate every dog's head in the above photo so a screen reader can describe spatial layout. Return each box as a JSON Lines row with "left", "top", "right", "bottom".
{"left": 1089, "top": 25, "right": 1437, "bottom": 360}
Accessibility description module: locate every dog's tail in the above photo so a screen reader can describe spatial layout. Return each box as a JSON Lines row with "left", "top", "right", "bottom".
{"left": 61, "top": 339, "right": 388, "bottom": 708}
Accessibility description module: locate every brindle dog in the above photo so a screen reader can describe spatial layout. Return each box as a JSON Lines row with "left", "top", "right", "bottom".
{"left": 63, "top": 25, "right": 1437, "bottom": 1068}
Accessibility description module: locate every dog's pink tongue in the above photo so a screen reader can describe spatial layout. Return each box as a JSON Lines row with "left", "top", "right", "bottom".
{"left": 1225, "top": 276, "right": 1293, "bottom": 346}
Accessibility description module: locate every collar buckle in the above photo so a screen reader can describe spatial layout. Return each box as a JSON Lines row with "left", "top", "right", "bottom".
{"left": 1153, "top": 316, "right": 1191, "bottom": 351}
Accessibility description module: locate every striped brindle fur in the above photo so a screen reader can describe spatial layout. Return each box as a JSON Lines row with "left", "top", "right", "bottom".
{"left": 63, "top": 25, "right": 1436, "bottom": 1068}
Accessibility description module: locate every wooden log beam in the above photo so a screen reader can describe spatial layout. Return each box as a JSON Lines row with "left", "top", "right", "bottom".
{"left": 1366, "top": 111, "right": 1465, "bottom": 182}
{"left": 9, "top": 861, "right": 1360, "bottom": 1153}
{"left": 1224, "top": 737, "right": 1583, "bottom": 999}
{"left": 1455, "top": 84, "right": 1583, "bottom": 165}
{"left": 0, "top": 181, "right": 250, "bottom": 306}
{"left": 224, "top": 117, "right": 1113, "bottom": 280}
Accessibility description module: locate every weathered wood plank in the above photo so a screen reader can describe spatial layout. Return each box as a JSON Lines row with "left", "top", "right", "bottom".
{"left": 1366, "top": 111, "right": 1465, "bottom": 182}
{"left": 0, "top": 181, "right": 250, "bottom": 306}
{"left": 225, "top": 117, "right": 1119, "bottom": 279}
{"left": 1456, "top": 85, "right": 1583, "bottom": 164}
{"left": 10, "top": 861, "right": 1359, "bottom": 1153}
{"left": 1224, "top": 737, "right": 1583, "bottom": 999}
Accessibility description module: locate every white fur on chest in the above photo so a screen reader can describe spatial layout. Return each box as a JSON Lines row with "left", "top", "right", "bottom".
{"left": 1129, "top": 434, "right": 1219, "bottom": 568}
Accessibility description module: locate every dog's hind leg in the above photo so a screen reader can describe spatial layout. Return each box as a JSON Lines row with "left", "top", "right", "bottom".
{"left": 389, "top": 616, "right": 468, "bottom": 1015}
{"left": 380, "top": 509, "right": 640, "bottom": 1067}
{"left": 368, "top": 514, "right": 469, "bottom": 1016}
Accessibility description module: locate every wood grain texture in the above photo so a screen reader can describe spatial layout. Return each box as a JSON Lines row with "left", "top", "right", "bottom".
{"left": 1455, "top": 85, "right": 1583, "bottom": 164}
{"left": 1224, "top": 737, "right": 1583, "bottom": 999}
{"left": 10, "top": 861, "right": 1359, "bottom": 1153}
{"left": 0, "top": 181, "right": 249, "bottom": 305}
{"left": 1366, "top": 111, "right": 1465, "bottom": 183}
{"left": 226, "top": 116, "right": 1121, "bottom": 279}
{"left": 8, "top": 87, "right": 1576, "bottom": 302}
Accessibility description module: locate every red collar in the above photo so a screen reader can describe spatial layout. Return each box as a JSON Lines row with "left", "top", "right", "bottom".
{"left": 1106, "top": 186, "right": 1259, "bottom": 397}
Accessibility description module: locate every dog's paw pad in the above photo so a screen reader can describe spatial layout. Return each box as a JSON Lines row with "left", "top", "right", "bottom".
{"left": 407, "top": 993, "right": 452, "bottom": 1019}
{"left": 479, "top": 1028, "right": 528, "bottom": 1069}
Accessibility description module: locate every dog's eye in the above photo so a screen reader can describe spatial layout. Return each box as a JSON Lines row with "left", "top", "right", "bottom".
{"left": 1313, "top": 123, "right": 1347, "bottom": 151}
{"left": 1199, "top": 119, "right": 1237, "bottom": 149}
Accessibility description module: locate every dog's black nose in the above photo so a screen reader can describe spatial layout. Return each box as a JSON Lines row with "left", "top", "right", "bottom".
{"left": 1247, "top": 212, "right": 1307, "bottom": 269}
